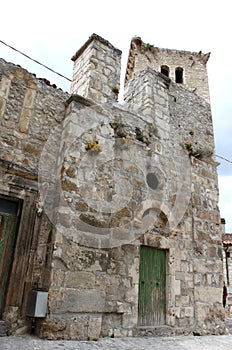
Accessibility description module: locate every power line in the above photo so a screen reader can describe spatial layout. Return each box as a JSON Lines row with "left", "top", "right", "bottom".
{"left": 0, "top": 39, "right": 72, "bottom": 82}
{"left": 216, "top": 154, "right": 232, "bottom": 164}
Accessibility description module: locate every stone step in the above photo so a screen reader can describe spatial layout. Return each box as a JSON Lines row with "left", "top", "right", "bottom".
{"left": 134, "top": 325, "right": 174, "bottom": 337}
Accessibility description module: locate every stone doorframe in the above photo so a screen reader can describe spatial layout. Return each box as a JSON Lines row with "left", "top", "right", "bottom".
{"left": 132, "top": 232, "right": 177, "bottom": 329}
{"left": 0, "top": 172, "right": 39, "bottom": 328}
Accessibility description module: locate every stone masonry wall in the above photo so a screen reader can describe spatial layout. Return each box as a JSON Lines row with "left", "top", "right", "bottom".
{"left": 0, "top": 58, "right": 68, "bottom": 333}
{"left": 0, "top": 58, "right": 68, "bottom": 171}
{"left": 124, "top": 67, "right": 223, "bottom": 335}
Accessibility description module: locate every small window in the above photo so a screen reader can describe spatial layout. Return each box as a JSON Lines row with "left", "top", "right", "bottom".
{"left": 175, "top": 67, "right": 183, "bottom": 83}
{"left": 161, "top": 65, "right": 169, "bottom": 78}
{"left": 226, "top": 251, "right": 230, "bottom": 258}
{"left": 146, "top": 173, "right": 159, "bottom": 190}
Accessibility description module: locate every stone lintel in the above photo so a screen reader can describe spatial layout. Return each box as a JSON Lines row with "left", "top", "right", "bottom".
{"left": 65, "top": 94, "right": 95, "bottom": 108}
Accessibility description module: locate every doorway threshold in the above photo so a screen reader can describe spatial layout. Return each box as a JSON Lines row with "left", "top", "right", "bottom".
{"left": 135, "top": 325, "right": 174, "bottom": 337}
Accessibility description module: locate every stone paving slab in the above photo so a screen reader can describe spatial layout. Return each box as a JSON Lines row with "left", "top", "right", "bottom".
{"left": 1, "top": 335, "right": 232, "bottom": 350}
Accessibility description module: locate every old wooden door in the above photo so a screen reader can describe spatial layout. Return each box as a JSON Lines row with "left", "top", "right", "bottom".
{"left": 0, "top": 198, "right": 20, "bottom": 317}
{"left": 138, "top": 246, "right": 166, "bottom": 326}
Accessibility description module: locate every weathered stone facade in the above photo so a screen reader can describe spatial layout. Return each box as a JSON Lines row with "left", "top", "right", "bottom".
{"left": 0, "top": 34, "right": 226, "bottom": 339}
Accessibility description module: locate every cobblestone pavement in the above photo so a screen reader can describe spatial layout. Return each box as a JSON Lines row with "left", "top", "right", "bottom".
{"left": 1, "top": 335, "right": 232, "bottom": 350}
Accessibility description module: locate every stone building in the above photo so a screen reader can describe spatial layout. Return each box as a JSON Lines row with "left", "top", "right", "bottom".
{"left": 0, "top": 33, "right": 225, "bottom": 339}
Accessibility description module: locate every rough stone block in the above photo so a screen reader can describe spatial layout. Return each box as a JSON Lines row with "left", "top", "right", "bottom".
{"left": 52, "top": 288, "right": 106, "bottom": 313}
{"left": 40, "top": 318, "right": 67, "bottom": 340}
{"left": 195, "top": 286, "right": 221, "bottom": 303}
{"left": 64, "top": 271, "right": 95, "bottom": 288}
{"left": 174, "top": 279, "right": 181, "bottom": 295}
{"left": 88, "top": 315, "right": 102, "bottom": 340}
{"left": 69, "top": 316, "right": 88, "bottom": 340}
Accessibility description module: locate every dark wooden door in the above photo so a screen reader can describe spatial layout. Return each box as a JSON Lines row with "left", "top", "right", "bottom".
{"left": 0, "top": 198, "right": 20, "bottom": 317}
{"left": 138, "top": 246, "right": 166, "bottom": 326}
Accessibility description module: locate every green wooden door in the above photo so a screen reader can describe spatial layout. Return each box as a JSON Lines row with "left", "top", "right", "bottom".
{"left": 138, "top": 246, "right": 166, "bottom": 326}
{"left": 0, "top": 198, "right": 20, "bottom": 317}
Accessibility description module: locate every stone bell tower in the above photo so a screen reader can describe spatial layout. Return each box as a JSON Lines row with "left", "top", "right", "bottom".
{"left": 125, "top": 36, "right": 211, "bottom": 103}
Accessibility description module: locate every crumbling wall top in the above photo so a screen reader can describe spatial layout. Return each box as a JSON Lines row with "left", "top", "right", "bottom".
{"left": 125, "top": 36, "right": 211, "bottom": 83}
{"left": 71, "top": 33, "right": 122, "bottom": 62}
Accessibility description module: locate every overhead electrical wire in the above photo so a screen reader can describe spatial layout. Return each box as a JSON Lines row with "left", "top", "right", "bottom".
{"left": 0, "top": 39, "right": 72, "bottom": 82}
{"left": 216, "top": 155, "right": 232, "bottom": 165}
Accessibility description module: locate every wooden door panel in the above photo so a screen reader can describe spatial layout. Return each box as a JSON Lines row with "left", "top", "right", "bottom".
{"left": 0, "top": 198, "right": 20, "bottom": 317}
{"left": 138, "top": 246, "right": 166, "bottom": 326}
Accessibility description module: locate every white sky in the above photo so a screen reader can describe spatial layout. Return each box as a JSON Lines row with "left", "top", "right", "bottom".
{"left": 0, "top": 0, "right": 231, "bottom": 231}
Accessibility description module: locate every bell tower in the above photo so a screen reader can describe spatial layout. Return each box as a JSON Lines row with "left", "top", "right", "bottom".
{"left": 125, "top": 37, "right": 211, "bottom": 103}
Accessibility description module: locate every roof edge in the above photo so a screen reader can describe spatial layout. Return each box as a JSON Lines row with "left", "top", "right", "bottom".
{"left": 71, "top": 33, "right": 122, "bottom": 62}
